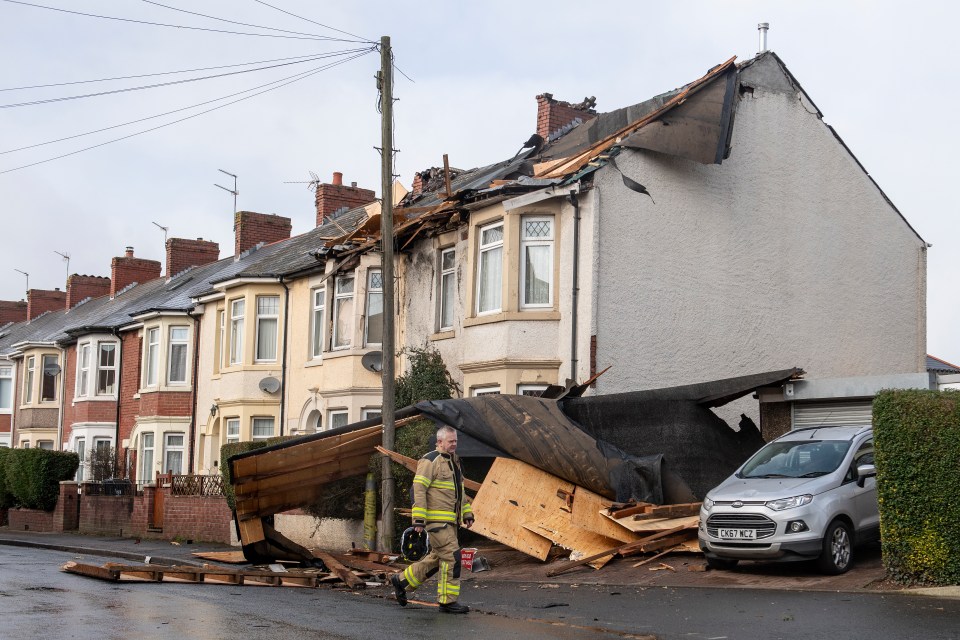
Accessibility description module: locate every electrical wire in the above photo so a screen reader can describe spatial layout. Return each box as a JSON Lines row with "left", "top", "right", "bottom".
{"left": 139, "top": 0, "right": 372, "bottom": 43}
{"left": 1, "top": 48, "right": 375, "bottom": 155}
{"left": 2, "top": 0, "right": 368, "bottom": 43}
{"left": 0, "top": 52, "right": 332, "bottom": 92}
{"left": 0, "top": 48, "right": 374, "bottom": 175}
{"left": 252, "top": 0, "right": 369, "bottom": 42}
{"left": 0, "top": 48, "right": 370, "bottom": 109}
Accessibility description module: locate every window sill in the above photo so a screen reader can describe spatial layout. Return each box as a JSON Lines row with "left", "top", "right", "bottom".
{"left": 305, "top": 359, "right": 324, "bottom": 368}
{"left": 430, "top": 330, "right": 456, "bottom": 342}
{"left": 463, "top": 310, "right": 560, "bottom": 327}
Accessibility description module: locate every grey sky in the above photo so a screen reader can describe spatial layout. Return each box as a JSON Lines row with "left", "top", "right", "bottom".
{"left": 2, "top": 1, "right": 957, "bottom": 365}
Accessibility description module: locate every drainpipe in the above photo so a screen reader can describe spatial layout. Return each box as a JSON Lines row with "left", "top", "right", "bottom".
{"left": 187, "top": 310, "right": 201, "bottom": 474}
{"left": 56, "top": 346, "right": 66, "bottom": 452}
{"left": 111, "top": 329, "right": 123, "bottom": 478}
{"left": 568, "top": 190, "right": 581, "bottom": 382}
{"left": 279, "top": 276, "right": 290, "bottom": 436}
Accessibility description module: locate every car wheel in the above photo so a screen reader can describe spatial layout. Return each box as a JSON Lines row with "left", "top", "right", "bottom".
{"left": 817, "top": 519, "right": 853, "bottom": 575}
{"left": 706, "top": 556, "right": 739, "bottom": 570}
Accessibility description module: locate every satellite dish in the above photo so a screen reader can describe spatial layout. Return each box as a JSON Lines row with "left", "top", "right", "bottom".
{"left": 258, "top": 376, "right": 280, "bottom": 394}
{"left": 361, "top": 351, "right": 383, "bottom": 373}
{"left": 43, "top": 363, "right": 62, "bottom": 376}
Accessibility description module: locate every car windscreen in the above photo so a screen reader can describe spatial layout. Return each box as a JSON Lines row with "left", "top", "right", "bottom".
{"left": 738, "top": 439, "right": 852, "bottom": 479}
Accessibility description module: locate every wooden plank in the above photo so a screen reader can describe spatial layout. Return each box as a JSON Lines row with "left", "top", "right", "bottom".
{"left": 608, "top": 503, "right": 654, "bottom": 519}
{"left": 546, "top": 524, "right": 690, "bottom": 577}
{"left": 312, "top": 551, "right": 366, "bottom": 589}
{"left": 235, "top": 448, "right": 375, "bottom": 499}
{"left": 192, "top": 551, "right": 248, "bottom": 564}
{"left": 619, "top": 531, "right": 698, "bottom": 557}
{"left": 521, "top": 510, "right": 623, "bottom": 569}
{"left": 375, "top": 445, "right": 482, "bottom": 492}
{"left": 61, "top": 561, "right": 120, "bottom": 581}
{"left": 469, "top": 458, "right": 568, "bottom": 561}
{"left": 601, "top": 513, "right": 700, "bottom": 534}
{"left": 632, "top": 503, "right": 702, "bottom": 521}
{"left": 236, "top": 465, "right": 372, "bottom": 518}
{"left": 570, "top": 488, "right": 641, "bottom": 544}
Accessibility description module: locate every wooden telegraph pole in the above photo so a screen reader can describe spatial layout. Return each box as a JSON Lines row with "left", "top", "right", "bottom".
{"left": 378, "top": 35, "right": 397, "bottom": 552}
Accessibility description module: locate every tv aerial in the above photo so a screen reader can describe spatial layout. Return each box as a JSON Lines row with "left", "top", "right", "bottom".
{"left": 284, "top": 170, "right": 321, "bottom": 192}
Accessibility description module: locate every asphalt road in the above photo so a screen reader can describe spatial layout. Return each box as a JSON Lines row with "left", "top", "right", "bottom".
{"left": 2, "top": 545, "right": 959, "bottom": 639}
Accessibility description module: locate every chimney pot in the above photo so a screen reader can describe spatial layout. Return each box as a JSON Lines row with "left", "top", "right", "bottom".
{"left": 332, "top": 171, "right": 343, "bottom": 186}
{"left": 125, "top": 246, "right": 134, "bottom": 257}
{"left": 758, "top": 22, "right": 770, "bottom": 53}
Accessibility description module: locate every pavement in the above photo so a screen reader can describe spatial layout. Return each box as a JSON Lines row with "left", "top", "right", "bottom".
{"left": 1, "top": 527, "right": 957, "bottom": 599}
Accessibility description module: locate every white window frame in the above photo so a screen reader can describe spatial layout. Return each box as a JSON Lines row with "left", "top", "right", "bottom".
{"left": 225, "top": 418, "right": 240, "bottom": 444}
{"left": 40, "top": 354, "right": 58, "bottom": 402}
{"left": 163, "top": 433, "right": 185, "bottom": 475}
{"left": 476, "top": 221, "right": 504, "bottom": 315}
{"left": 311, "top": 287, "right": 326, "bottom": 359}
{"left": 362, "top": 408, "right": 382, "bottom": 421}
{"left": 76, "top": 344, "right": 91, "bottom": 398}
{"left": 472, "top": 385, "right": 501, "bottom": 397}
{"left": 332, "top": 275, "right": 355, "bottom": 349}
{"left": 96, "top": 341, "right": 118, "bottom": 396}
{"left": 140, "top": 432, "right": 155, "bottom": 485}
{"left": 365, "top": 269, "right": 384, "bottom": 346}
{"left": 328, "top": 410, "right": 349, "bottom": 431}
{"left": 518, "top": 384, "right": 549, "bottom": 397}
{"left": 216, "top": 309, "right": 225, "bottom": 372}
{"left": 145, "top": 327, "right": 160, "bottom": 387}
{"left": 438, "top": 248, "right": 455, "bottom": 331}
{"left": 251, "top": 417, "right": 275, "bottom": 441}
{"left": 23, "top": 356, "right": 34, "bottom": 404}
{"left": 255, "top": 295, "right": 280, "bottom": 363}
{"left": 0, "top": 364, "right": 12, "bottom": 411}
{"left": 166, "top": 326, "right": 189, "bottom": 385}
{"left": 75, "top": 437, "right": 86, "bottom": 482}
{"left": 520, "top": 216, "right": 554, "bottom": 308}
{"left": 229, "top": 298, "right": 245, "bottom": 365}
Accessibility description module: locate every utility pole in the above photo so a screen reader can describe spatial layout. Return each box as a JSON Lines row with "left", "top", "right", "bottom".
{"left": 378, "top": 35, "right": 397, "bottom": 553}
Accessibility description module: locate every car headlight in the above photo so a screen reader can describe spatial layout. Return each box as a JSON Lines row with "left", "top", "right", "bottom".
{"left": 765, "top": 494, "right": 813, "bottom": 511}
{"left": 702, "top": 496, "right": 714, "bottom": 511}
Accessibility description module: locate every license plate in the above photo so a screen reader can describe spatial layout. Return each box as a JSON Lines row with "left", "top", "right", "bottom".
{"left": 719, "top": 528, "right": 756, "bottom": 540}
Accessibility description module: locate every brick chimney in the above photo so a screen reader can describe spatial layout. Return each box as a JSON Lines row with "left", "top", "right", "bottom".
{"left": 27, "top": 288, "right": 66, "bottom": 320}
{"left": 111, "top": 247, "right": 162, "bottom": 296}
{"left": 0, "top": 300, "right": 28, "bottom": 325}
{"left": 535, "top": 93, "right": 598, "bottom": 141}
{"left": 65, "top": 274, "right": 111, "bottom": 309}
{"left": 234, "top": 211, "right": 292, "bottom": 256}
{"left": 166, "top": 237, "right": 220, "bottom": 278}
{"left": 314, "top": 172, "right": 376, "bottom": 226}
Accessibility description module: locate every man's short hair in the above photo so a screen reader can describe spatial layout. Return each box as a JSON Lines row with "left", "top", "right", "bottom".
{"left": 436, "top": 425, "right": 456, "bottom": 441}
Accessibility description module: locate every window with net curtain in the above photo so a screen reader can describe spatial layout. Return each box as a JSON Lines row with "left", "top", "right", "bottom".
{"left": 167, "top": 328, "right": 188, "bottom": 384}
{"left": 0, "top": 365, "right": 12, "bottom": 410}
{"left": 333, "top": 275, "right": 355, "bottom": 348}
{"left": 76, "top": 344, "right": 90, "bottom": 397}
{"left": 23, "top": 356, "right": 34, "bottom": 403}
{"left": 140, "top": 433, "right": 154, "bottom": 485}
{"left": 163, "top": 433, "right": 184, "bottom": 475}
{"left": 311, "top": 287, "right": 325, "bottom": 358}
{"left": 438, "top": 248, "right": 455, "bottom": 330}
{"left": 226, "top": 418, "right": 240, "bottom": 443}
{"left": 252, "top": 417, "right": 275, "bottom": 441}
{"left": 256, "top": 296, "right": 279, "bottom": 361}
{"left": 366, "top": 269, "right": 383, "bottom": 345}
{"left": 145, "top": 328, "right": 160, "bottom": 386}
{"left": 521, "top": 216, "right": 553, "bottom": 307}
{"left": 477, "top": 222, "right": 503, "bottom": 314}
{"left": 230, "top": 299, "right": 244, "bottom": 364}
{"left": 97, "top": 341, "right": 117, "bottom": 394}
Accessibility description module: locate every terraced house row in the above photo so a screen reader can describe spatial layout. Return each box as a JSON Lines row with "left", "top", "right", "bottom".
{"left": 0, "top": 51, "right": 945, "bottom": 484}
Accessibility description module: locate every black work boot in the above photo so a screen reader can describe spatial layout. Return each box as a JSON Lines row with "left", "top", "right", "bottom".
{"left": 439, "top": 601, "right": 470, "bottom": 614}
{"left": 390, "top": 574, "right": 408, "bottom": 607}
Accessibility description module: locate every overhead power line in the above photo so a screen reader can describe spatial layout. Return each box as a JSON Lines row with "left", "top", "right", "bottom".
{"left": 0, "top": 48, "right": 375, "bottom": 175}
{"left": 0, "top": 49, "right": 371, "bottom": 109}
{"left": 2, "top": 0, "right": 370, "bottom": 43}
{"left": 253, "top": 0, "right": 369, "bottom": 42}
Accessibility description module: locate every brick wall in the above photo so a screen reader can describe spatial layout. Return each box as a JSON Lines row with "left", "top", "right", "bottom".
{"left": 234, "top": 211, "right": 292, "bottom": 256}
{"left": 79, "top": 493, "right": 135, "bottom": 536}
{"left": 314, "top": 172, "right": 376, "bottom": 225}
{"left": 138, "top": 391, "right": 194, "bottom": 417}
{"left": 535, "top": 93, "right": 598, "bottom": 141}
{"left": 166, "top": 238, "right": 220, "bottom": 278}
{"left": 66, "top": 275, "right": 111, "bottom": 309}
{"left": 111, "top": 248, "right": 161, "bottom": 296}
{"left": 0, "top": 300, "right": 27, "bottom": 324}
{"left": 161, "top": 491, "right": 232, "bottom": 543}
{"left": 7, "top": 508, "right": 55, "bottom": 532}
{"left": 27, "top": 288, "right": 66, "bottom": 319}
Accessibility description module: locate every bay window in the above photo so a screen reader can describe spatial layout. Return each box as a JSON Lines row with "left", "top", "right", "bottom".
{"left": 255, "top": 296, "right": 279, "bottom": 362}
{"left": 163, "top": 433, "right": 184, "bottom": 475}
{"left": 332, "top": 275, "right": 354, "bottom": 349}
{"left": 229, "top": 299, "right": 244, "bottom": 364}
{"left": 76, "top": 344, "right": 90, "bottom": 397}
{"left": 167, "top": 327, "right": 188, "bottom": 384}
{"left": 520, "top": 216, "right": 554, "bottom": 307}
{"left": 41, "top": 354, "right": 58, "bottom": 402}
{"left": 145, "top": 328, "right": 160, "bottom": 387}
{"left": 365, "top": 270, "right": 383, "bottom": 345}
{"left": 23, "top": 356, "right": 34, "bottom": 403}
{"left": 252, "top": 417, "right": 275, "bottom": 441}
{"left": 438, "top": 248, "right": 455, "bottom": 331}
{"left": 226, "top": 418, "right": 240, "bottom": 444}
{"left": 96, "top": 342, "right": 117, "bottom": 394}
{"left": 476, "top": 222, "right": 503, "bottom": 314}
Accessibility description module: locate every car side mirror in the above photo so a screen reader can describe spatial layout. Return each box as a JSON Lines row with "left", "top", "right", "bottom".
{"left": 856, "top": 463, "right": 876, "bottom": 488}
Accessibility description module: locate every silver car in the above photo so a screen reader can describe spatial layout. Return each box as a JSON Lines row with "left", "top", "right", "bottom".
{"left": 698, "top": 425, "right": 878, "bottom": 574}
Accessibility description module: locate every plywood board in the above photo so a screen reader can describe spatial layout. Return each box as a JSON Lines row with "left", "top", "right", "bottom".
{"left": 522, "top": 510, "right": 624, "bottom": 569}
{"left": 601, "top": 512, "right": 699, "bottom": 534}
{"left": 470, "top": 457, "right": 569, "bottom": 560}
{"left": 571, "top": 489, "right": 641, "bottom": 544}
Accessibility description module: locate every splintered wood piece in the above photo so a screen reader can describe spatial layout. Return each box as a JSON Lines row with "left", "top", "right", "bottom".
{"left": 631, "top": 545, "right": 681, "bottom": 568}
{"left": 375, "top": 445, "right": 481, "bottom": 492}
{"left": 632, "top": 503, "right": 702, "bottom": 521}
{"left": 312, "top": 551, "right": 365, "bottom": 589}
{"left": 546, "top": 524, "right": 689, "bottom": 577}
{"left": 192, "top": 551, "right": 248, "bottom": 564}
{"left": 570, "top": 489, "right": 641, "bottom": 544}
{"left": 607, "top": 503, "right": 654, "bottom": 519}
{"left": 649, "top": 562, "right": 676, "bottom": 572}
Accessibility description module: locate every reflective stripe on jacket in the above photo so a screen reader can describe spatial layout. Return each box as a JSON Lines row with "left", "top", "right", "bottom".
{"left": 411, "top": 449, "right": 473, "bottom": 526}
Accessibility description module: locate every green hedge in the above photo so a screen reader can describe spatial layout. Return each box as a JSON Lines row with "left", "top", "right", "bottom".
{"left": 874, "top": 389, "right": 960, "bottom": 585}
{"left": 3, "top": 448, "right": 79, "bottom": 511}
{"left": 0, "top": 448, "right": 14, "bottom": 508}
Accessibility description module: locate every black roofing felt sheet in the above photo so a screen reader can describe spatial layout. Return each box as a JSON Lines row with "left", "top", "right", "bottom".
{"left": 415, "top": 394, "right": 672, "bottom": 504}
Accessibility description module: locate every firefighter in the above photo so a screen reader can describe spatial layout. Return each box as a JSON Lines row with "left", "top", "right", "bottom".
{"left": 391, "top": 425, "right": 474, "bottom": 613}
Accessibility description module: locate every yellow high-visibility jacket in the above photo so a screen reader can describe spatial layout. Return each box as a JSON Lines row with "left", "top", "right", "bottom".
{"left": 411, "top": 449, "right": 473, "bottom": 526}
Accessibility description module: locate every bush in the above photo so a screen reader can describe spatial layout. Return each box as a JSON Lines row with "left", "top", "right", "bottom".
{"left": 0, "top": 448, "right": 14, "bottom": 508}
{"left": 4, "top": 448, "right": 80, "bottom": 511}
{"left": 874, "top": 389, "right": 960, "bottom": 586}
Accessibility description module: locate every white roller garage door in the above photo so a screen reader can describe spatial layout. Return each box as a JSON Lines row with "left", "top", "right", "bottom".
{"left": 792, "top": 401, "right": 873, "bottom": 429}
